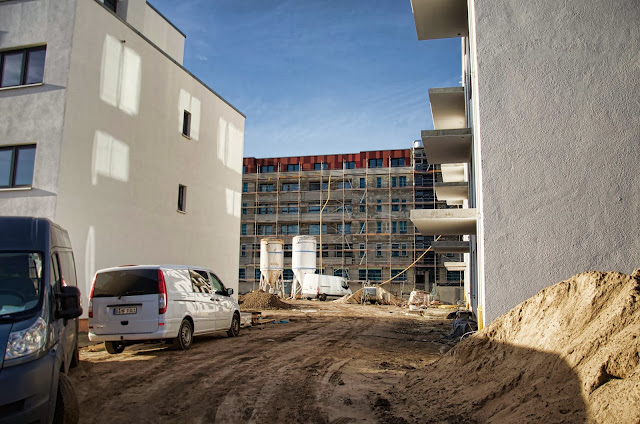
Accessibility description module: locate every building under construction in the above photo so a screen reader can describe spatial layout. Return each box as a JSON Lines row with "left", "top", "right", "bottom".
{"left": 239, "top": 146, "right": 465, "bottom": 300}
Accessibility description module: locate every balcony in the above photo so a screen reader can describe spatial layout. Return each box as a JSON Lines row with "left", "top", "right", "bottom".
{"left": 444, "top": 261, "right": 467, "bottom": 272}
{"left": 430, "top": 240, "right": 470, "bottom": 253}
{"left": 434, "top": 182, "right": 468, "bottom": 206}
{"left": 410, "top": 0, "right": 468, "bottom": 40}
{"left": 421, "top": 128, "right": 472, "bottom": 164}
{"left": 429, "top": 87, "right": 466, "bottom": 130}
{"left": 410, "top": 208, "right": 476, "bottom": 235}
{"left": 440, "top": 163, "right": 467, "bottom": 183}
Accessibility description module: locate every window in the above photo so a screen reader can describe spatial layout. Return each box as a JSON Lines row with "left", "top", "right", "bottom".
{"left": 282, "top": 183, "right": 299, "bottom": 192}
{"left": 391, "top": 243, "right": 399, "bottom": 257}
{"left": 283, "top": 269, "right": 293, "bottom": 280}
{"left": 287, "top": 164, "right": 299, "bottom": 172}
{"left": 401, "top": 199, "right": 407, "bottom": 211}
{"left": 391, "top": 269, "right": 407, "bottom": 281}
{"left": 391, "top": 177, "right": 397, "bottom": 187}
{"left": 242, "top": 165, "right": 247, "bottom": 174}
{"left": 281, "top": 224, "right": 298, "bottom": 235}
{"left": 242, "top": 182, "right": 248, "bottom": 193}
{"left": 258, "top": 205, "right": 274, "bottom": 214}
{"left": 255, "top": 269, "right": 261, "bottom": 280}
{"left": 337, "top": 224, "right": 351, "bottom": 234}
{"left": 391, "top": 199, "right": 399, "bottom": 212}
{"left": 360, "top": 222, "right": 365, "bottom": 233}
{"left": 0, "top": 145, "right": 36, "bottom": 188}
{"left": 241, "top": 244, "right": 247, "bottom": 257}
{"left": 376, "top": 199, "right": 382, "bottom": 212}
{"left": 239, "top": 268, "right": 246, "bottom": 280}
{"left": 309, "top": 205, "right": 321, "bottom": 213}
{"left": 376, "top": 222, "right": 382, "bottom": 233}
{"left": 376, "top": 177, "right": 382, "bottom": 188}
{"left": 242, "top": 203, "right": 248, "bottom": 215}
{"left": 261, "top": 165, "right": 274, "bottom": 173}
{"left": 0, "top": 46, "right": 46, "bottom": 88}
{"left": 398, "top": 176, "right": 407, "bottom": 187}
{"left": 241, "top": 224, "right": 247, "bottom": 236}
{"left": 190, "top": 270, "right": 211, "bottom": 294}
{"left": 309, "top": 182, "right": 328, "bottom": 191}
{"left": 360, "top": 178, "right": 365, "bottom": 188}
{"left": 359, "top": 243, "right": 365, "bottom": 258}
{"left": 284, "top": 244, "right": 292, "bottom": 258}
{"left": 344, "top": 161, "right": 356, "bottom": 169}
{"left": 359, "top": 269, "right": 382, "bottom": 281}
{"left": 400, "top": 243, "right": 407, "bottom": 257}
{"left": 309, "top": 224, "right": 327, "bottom": 235}
{"left": 447, "top": 271, "right": 463, "bottom": 282}
{"left": 258, "top": 225, "right": 273, "bottom": 235}
{"left": 391, "top": 222, "right": 397, "bottom": 234}
{"left": 369, "top": 158, "right": 383, "bottom": 168}
{"left": 259, "top": 184, "right": 274, "bottom": 192}
{"left": 391, "top": 158, "right": 405, "bottom": 167}
{"left": 376, "top": 243, "right": 382, "bottom": 257}
{"left": 316, "top": 244, "right": 328, "bottom": 258}
{"left": 177, "top": 184, "right": 187, "bottom": 212}
{"left": 282, "top": 204, "right": 299, "bottom": 214}
{"left": 314, "top": 163, "right": 328, "bottom": 170}
{"left": 104, "top": 0, "right": 117, "bottom": 12}
{"left": 338, "top": 181, "right": 352, "bottom": 189}
{"left": 182, "top": 110, "right": 191, "bottom": 137}
{"left": 399, "top": 221, "right": 408, "bottom": 234}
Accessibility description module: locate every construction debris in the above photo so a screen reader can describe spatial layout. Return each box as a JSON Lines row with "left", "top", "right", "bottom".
{"left": 338, "top": 286, "right": 406, "bottom": 305}
{"left": 386, "top": 270, "right": 640, "bottom": 423}
{"left": 238, "top": 290, "right": 294, "bottom": 310}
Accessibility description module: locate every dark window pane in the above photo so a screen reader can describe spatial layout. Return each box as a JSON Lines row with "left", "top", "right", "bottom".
{"left": 25, "top": 49, "right": 46, "bottom": 85}
{"left": 0, "top": 150, "right": 12, "bottom": 186}
{"left": 104, "top": 0, "right": 117, "bottom": 12}
{"left": 1, "top": 51, "right": 24, "bottom": 87}
{"left": 14, "top": 146, "right": 36, "bottom": 186}
{"left": 93, "top": 269, "right": 159, "bottom": 297}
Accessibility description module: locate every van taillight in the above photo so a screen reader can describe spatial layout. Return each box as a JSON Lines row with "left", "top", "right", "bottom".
{"left": 88, "top": 274, "right": 96, "bottom": 318}
{"left": 158, "top": 270, "right": 167, "bottom": 314}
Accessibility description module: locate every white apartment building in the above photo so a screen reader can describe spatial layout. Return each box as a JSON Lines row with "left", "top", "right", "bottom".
{"left": 0, "top": 0, "right": 245, "bottom": 314}
{"left": 410, "top": 0, "right": 640, "bottom": 327}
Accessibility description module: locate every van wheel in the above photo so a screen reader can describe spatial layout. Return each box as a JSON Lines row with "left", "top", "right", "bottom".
{"left": 105, "top": 341, "right": 125, "bottom": 354}
{"left": 227, "top": 313, "right": 240, "bottom": 337}
{"left": 53, "top": 373, "right": 79, "bottom": 424}
{"left": 174, "top": 319, "right": 193, "bottom": 350}
{"left": 319, "top": 293, "right": 327, "bottom": 301}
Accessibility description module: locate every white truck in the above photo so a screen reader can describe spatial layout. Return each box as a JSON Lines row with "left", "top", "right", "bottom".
{"left": 302, "top": 274, "right": 352, "bottom": 301}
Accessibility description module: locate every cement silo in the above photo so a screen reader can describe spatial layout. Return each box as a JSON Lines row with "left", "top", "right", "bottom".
{"left": 260, "top": 238, "right": 284, "bottom": 295}
{"left": 291, "top": 235, "right": 316, "bottom": 298}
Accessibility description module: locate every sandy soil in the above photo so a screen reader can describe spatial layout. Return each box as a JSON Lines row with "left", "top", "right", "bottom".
{"left": 71, "top": 301, "right": 455, "bottom": 423}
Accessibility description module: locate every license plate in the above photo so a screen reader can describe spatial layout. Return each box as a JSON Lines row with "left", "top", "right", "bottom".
{"left": 114, "top": 306, "right": 137, "bottom": 315}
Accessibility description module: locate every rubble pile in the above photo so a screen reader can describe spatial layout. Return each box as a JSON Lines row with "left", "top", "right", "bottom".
{"left": 386, "top": 270, "right": 640, "bottom": 423}
{"left": 238, "top": 290, "right": 294, "bottom": 311}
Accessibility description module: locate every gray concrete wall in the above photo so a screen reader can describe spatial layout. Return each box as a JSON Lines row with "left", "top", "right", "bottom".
{"left": 54, "top": 0, "right": 244, "bottom": 312}
{"left": 472, "top": 0, "right": 640, "bottom": 322}
{"left": 0, "top": 0, "right": 77, "bottom": 218}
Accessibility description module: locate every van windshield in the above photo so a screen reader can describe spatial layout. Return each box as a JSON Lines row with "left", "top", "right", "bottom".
{"left": 94, "top": 269, "right": 158, "bottom": 297}
{"left": 0, "top": 252, "right": 43, "bottom": 316}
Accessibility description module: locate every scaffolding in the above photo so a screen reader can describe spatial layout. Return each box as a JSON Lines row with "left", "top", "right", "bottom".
{"left": 239, "top": 148, "right": 462, "bottom": 297}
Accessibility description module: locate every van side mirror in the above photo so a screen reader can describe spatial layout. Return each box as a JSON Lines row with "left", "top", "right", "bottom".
{"left": 57, "top": 286, "right": 83, "bottom": 320}
{"left": 226, "top": 288, "right": 234, "bottom": 296}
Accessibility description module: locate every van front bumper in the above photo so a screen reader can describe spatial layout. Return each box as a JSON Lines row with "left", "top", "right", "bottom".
{"left": 88, "top": 323, "right": 178, "bottom": 342}
{"left": 0, "top": 351, "right": 56, "bottom": 424}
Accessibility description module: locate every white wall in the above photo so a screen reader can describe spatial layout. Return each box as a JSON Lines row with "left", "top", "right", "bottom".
{"left": 472, "top": 0, "right": 640, "bottom": 322}
{"left": 143, "top": 3, "right": 185, "bottom": 64}
{"left": 0, "top": 0, "right": 78, "bottom": 218}
{"left": 55, "top": 0, "right": 244, "bottom": 311}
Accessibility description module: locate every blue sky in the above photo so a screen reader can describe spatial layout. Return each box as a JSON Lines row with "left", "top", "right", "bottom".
{"left": 150, "top": 0, "right": 461, "bottom": 158}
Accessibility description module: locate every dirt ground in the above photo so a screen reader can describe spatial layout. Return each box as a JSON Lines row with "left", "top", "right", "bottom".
{"left": 71, "top": 300, "right": 456, "bottom": 423}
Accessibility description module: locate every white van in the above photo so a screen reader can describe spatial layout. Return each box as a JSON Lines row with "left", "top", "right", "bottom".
{"left": 88, "top": 265, "right": 240, "bottom": 353}
{"left": 302, "top": 274, "right": 352, "bottom": 301}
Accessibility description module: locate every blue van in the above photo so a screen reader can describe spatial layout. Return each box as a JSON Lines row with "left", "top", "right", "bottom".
{"left": 0, "top": 217, "right": 82, "bottom": 424}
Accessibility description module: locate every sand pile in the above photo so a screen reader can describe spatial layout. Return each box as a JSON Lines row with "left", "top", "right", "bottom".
{"left": 343, "top": 286, "right": 406, "bottom": 305}
{"left": 238, "top": 290, "right": 293, "bottom": 310}
{"left": 385, "top": 270, "right": 640, "bottom": 424}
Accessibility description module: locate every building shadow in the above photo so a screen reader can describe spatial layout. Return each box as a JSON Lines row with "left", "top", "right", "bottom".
{"left": 385, "top": 336, "right": 588, "bottom": 423}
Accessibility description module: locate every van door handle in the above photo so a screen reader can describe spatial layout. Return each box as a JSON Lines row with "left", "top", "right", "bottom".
{"left": 210, "top": 297, "right": 220, "bottom": 301}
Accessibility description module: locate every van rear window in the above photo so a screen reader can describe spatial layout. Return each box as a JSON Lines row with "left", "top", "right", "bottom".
{"left": 93, "top": 269, "right": 158, "bottom": 297}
